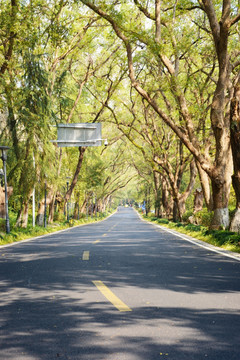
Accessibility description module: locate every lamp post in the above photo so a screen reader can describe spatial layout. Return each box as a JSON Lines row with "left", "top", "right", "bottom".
{"left": 0, "top": 146, "right": 10, "bottom": 234}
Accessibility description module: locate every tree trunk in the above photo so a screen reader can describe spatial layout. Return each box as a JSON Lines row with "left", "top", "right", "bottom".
{"left": 73, "top": 202, "right": 80, "bottom": 220}
{"left": 64, "top": 146, "right": 86, "bottom": 207}
{"left": 16, "top": 201, "right": 29, "bottom": 228}
{"left": 172, "top": 199, "right": 179, "bottom": 222}
{"left": 153, "top": 171, "right": 161, "bottom": 217}
{"left": 36, "top": 188, "right": 54, "bottom": 226}
{"left": 210, "top": 165, "right": 232, "bottom": 230}
{"left": 196, "top": 161, "right": 213, "bottom": 210}
{"left": 48, "top": 193, "right": 56, "bottom": 223}
{"left": 229, "top": 78, "right": 240, "bottom": 231}
{"left": 193, "top": 188, "right": 204, "bottom": 213}
{"left": 161, "top": 177, "right": 172, "bottom": 218}
{"left": 73, "top": 192, "right": 80, "bottom": 219}
{"left": 178, "top": 160, "right": 197, "bottom": 220}
{"left": 36, "top": 201, "right": 45, "bottom": 226}
{"left": 16, "top": 193, "right": 31, "bottom": 228}
{"left": 81, "top": 198, "right": 87, "bottom": 213}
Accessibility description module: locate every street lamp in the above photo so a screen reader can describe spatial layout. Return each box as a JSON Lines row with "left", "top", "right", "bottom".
{"left": 0, "top": 146, "right": 10, "bottom": 234}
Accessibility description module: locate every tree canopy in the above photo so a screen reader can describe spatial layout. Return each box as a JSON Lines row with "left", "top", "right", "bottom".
{"left": 0, "top": 0, "right": 240, "bottom": 230}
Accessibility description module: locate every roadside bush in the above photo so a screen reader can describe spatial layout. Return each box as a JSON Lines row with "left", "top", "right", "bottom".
{"left": 185, "top": 224, "right": 202, "bottom": 232}
{"left": 175, "top": 222, "right": 184, "bottom": 227}
{"left": 148, "top": 213, "right": 156, "bottom": 218}
{"left": 182, "top": 210, "right": 194, "bottom": 222}
{"left": 204, "top": 229, "right": 240, "bottom": 246}
{"left": 157, "top": 218, "right": 169, "bottom": 224}
{"left": 194, "top": 208, "right": 213, "bottom": 227}
{"left": 150, "top": 217, "right": 158, "bottom": 221}
{"left": 54, "top": 212, "right": 65, "bottom": 222}
{"left": 0, "top": 220, "right": 5, "bottom": 232}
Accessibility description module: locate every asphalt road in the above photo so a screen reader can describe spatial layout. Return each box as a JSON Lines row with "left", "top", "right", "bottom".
{"left": 0, "top": 207, "right": 240, "bottom": 360}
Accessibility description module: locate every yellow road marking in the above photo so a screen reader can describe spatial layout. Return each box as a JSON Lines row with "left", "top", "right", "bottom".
{"left": 82, "top": 251, "right": 89, "bottom": 260}
{"left": 92, "top": 280, "right": 132, "bottom": 312}
{"left": 93, "top": 239, "right": 100, "bottom": 244}
{"left": 107, "top": 224, "right": 117, "bottom": 232}
{"left": 102, "top": 233, "right": 107, "bottom": 237}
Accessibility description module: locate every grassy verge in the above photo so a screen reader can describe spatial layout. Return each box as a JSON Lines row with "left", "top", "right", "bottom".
{"left": 142, "top": 215, "right": 240, "bottom": 254}
{"left": 0, "top": 211, "right": 114, "bottom": 247}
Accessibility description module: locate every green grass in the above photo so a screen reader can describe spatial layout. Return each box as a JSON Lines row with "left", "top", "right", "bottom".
{"left": 143, "top": 215, "right": 240, "bottom": 254}
{"left": 0, "top": 211, "right": 114, "bottom": 246}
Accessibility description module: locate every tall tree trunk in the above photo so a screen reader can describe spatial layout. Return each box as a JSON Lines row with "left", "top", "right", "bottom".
{"left": 196, "top": 161, "right": 213, "bottom": 210}
{"left": 153, "top": 171, "right": 161, "bottom": 217}
{"left": 16, "top": 192, "right": 31, "bottom": 228}
{"left": 36, "top": 188, "right": 54, "bottom": 226}
{"left": 203, "top": 0, "right": 233, "bottom": 228}
{"left": 48, "top": 193, "right": 56, "bottom": 223}
{"left": 193, "top": 188, "right": 204, "bottom": 213}
{"left": 178, "top": 160, "right": 197, "bottom": 220}
{"left": 81, "top": 198, "right": 88, "bottom": 214}
{"left": 210, "top": 152, "right": 233, "bottom": 229}
{"left": 22, "top": 201, "right": 29, "bottom": 228}
{"left": 64, "top": 147, "right": 86, "bottom": 207}
{"left": 161, "top": 177, "right": 171, "bottom": 218}
{"left": 229, "top": 78, "right": 240, "bottom": 231}
{"left": 73, "top": 192, "right": 80, "bottom": 219}
{"left": 16, "top": 201, "right": 29, "bottom": 228}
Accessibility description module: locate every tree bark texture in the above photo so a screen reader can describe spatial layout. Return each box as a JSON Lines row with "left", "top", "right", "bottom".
{"left": 64, "top": 147, "right": 86, "bottom": 207}
{"left": 229, "top": 78, "right": 240, "bottom": 231}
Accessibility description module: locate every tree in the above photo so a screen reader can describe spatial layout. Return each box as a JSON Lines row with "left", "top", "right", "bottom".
{"left": 108, "top": 86, "right": 196, "bottom": 221}
{"left": 79, "top": 0, "right": 240, "bottom": 228}
{"left": 230, "top": 74, "right": 240, "bottom": 231}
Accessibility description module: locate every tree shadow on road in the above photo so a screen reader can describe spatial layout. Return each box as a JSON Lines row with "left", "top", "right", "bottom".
{"left": 0, "top": 208, "right": 240, "bottom": 359}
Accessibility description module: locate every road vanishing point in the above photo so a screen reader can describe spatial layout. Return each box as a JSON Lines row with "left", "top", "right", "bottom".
{"left": 0, "top": 207, "right": 240, "bottom": 360}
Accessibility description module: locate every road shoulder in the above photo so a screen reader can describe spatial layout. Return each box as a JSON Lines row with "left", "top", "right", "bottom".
{"left": 138, "top": 212, "right": 240, "bottom": 262}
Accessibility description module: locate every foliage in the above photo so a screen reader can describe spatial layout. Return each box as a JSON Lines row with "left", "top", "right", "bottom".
{"left": 182, "top": 210, "right": 194, "bottom": 222}
{"left": 203, "top": 229, "right": 240, "bottom": 247}
{"left": 194, "top": 209, "right": 214, "bottom": 227}
{"left": 1, "top": 0, "right": 240, "bottom": 235}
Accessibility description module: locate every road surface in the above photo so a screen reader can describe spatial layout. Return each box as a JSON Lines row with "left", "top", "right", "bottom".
{"left": 0, "top": 207, "right": 240, "bottom": 359}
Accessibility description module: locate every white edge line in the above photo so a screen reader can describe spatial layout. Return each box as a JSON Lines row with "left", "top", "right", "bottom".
{"left": 0, "top": 210, "right": 117, "bottom": 249}
{"left": 136, "top": 210, "right": 240, "bottom": 262}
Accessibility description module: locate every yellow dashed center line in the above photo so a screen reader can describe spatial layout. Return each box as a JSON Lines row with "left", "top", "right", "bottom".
{"left": 92, "top": 280, "right": 132, "bottom": 312}
{"left": 82, "top": 251, "right": 90, "bottom": 261}
{"left": 93, "top": 239, "right": 100, "bottom": 244}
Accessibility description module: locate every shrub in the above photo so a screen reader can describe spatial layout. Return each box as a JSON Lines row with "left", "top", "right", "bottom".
{"left": 148, "top": 212, "right": 156, "bottom": 218}
{"left": 195, "top": 208, "right": 213, "bottom": 227}
{"left": 204, "top": 229, "right": 239, "bottom": 246}
{"left": 185, "top": 224, "right": 202, "bottom": 232}
{"left": 182, "top": 210, "right": 194, "bottom": 222}
{"left": 157, "top": 218, "right": 169, "bottom": 224}
{"left": 54, "top": 212, "right": 65, "bottom": 222}
{"left": 175, "top": 222, "right": 184, "bottom": 227}
{"left": 150, "top": 217, "right": 158, "bottom": 221}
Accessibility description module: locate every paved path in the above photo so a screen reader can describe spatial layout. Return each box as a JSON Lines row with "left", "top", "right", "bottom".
{"left": 0, "top": 207, "right": 240, "bottom": 359}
